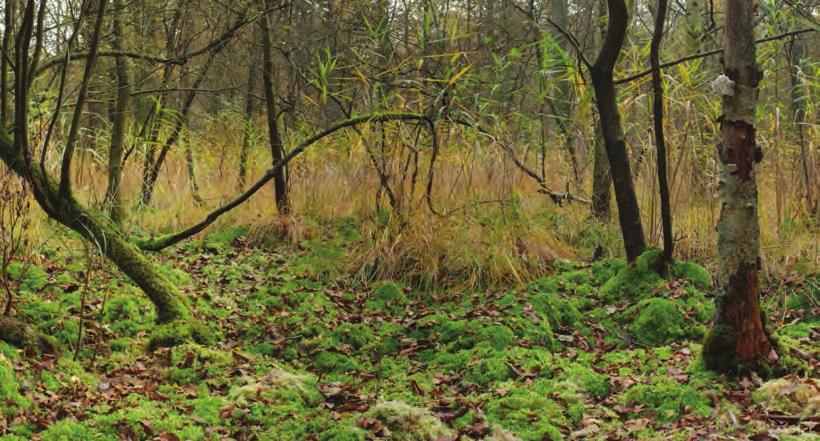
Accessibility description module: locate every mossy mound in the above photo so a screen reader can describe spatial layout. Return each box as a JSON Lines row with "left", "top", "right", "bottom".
{"left": 365, "top": 281, "right": 407, "bottom": 313}
{"left": 618, "top": 377, "right": 712, "bottom": 423}
{"left": 147, "top": 318, "right": 215, "bottom": 350}
{"left": 600, "top": 250, "right": 711, "bottom": 302}
{"left": 484, "top": 383, "right": 566, "bottom": 441}
{"left": 0, "top": 355, "right": 31, "bottom": 418}
{"left": 628, "top": 298, "right": 687, "bottom": 346}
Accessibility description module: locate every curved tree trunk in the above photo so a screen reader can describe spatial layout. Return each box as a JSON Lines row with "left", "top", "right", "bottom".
{"left": 702, "top": 0, "right": 776, "bottom": 373}
{"left": 590, "top": 0, "right": 612, "bottom": 221}
{"left": 590, "top": 0, "right": 646, "bottom": 261}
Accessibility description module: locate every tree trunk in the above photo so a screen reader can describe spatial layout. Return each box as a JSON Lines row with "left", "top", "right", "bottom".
{"left": 788, "top": 35, "right": 814, "bottom": 214}
{"left": 260, "top": 2, "right": 289, "bottom": 214}
{"left": 590, "top": 0, "right": 612, "bottom": 221}
{"left": 0, "top": 133, "right": 209, "bottom": 348}
{"left": 104, "top": 0, "right": 130, "bottom": 225}
{"left": 590, "top": 0, "right": 646, "bottom": 261}
{"left": 238, "top": 52, "right": 257, "bottom": 191}
{"left": 184, "top": 131, "right": 203, "bottom": 205}
{"left": 702, "top": 0, "right": 776, "bottom": 374}
{"left": 591, "top": 121, "right": 612, "bottom": 220}
{"left": 0, "top": 315, "right": 57, "bottom": 354}
{"left": 650, "top": 0, "right": 673, "bottom": 263}
{"left": 1, "top": 0, "right": 15, "bottom": 125}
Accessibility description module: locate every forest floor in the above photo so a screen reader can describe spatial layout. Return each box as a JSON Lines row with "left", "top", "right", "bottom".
{"left": 0, "top": 223, "right": 817, "bottom": 441}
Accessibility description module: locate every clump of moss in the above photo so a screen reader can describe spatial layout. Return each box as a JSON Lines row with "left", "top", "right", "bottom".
{"left": 701, "top": 325, "right": 740, "bottom": 373}
{"left": 148, "top": 318, "right": 214, "bottom": 350}
{"left": 530, "top": 292, "right": 580, "bottom": 329}
{"left": 629, "top": 298, "right": 686, "bottom": 346}
{"left": 365, "top": 281, "right": 406, "bottom": 313}
{"left": 168, "top": 343, "right": 234, "bottom": 385}
{"left": 39, "top": 420, "right": 105, "bottom": 441}
{"left": 618, "top": 378, "right": 712, "bottom": 423}
{"left": 0, "top": 356, "right": 31, "bottom": 417}
{"left": 484, "top": 385, "right": 566, "bottom": 441}
{"left": 558, "top": 364, "right": 610, "bottom": 399}
{"left": 367, "top": 400, "right": 455, "bottom": 441}
{"left": 601, "top": 250, "right": 711, "bottom": 301}
{"left": 313, "top": 351, "right": 361, "bottom": 374}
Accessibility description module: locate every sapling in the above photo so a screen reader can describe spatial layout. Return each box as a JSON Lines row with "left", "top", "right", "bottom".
{"left": 0, "top": 165, "right": 32, "bottom": 316}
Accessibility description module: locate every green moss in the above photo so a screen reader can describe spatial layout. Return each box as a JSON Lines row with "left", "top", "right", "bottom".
{"left": 701, "top": 325, "right": 740, "bottom": 373}
{"left": 0, "top": 356, "right": 31, "bottom": 417}
{"left": 40, "top": 420, "right": 108, "bottom": 441}
{"left": 332, "top": 323, "right": 376, "bottom": 350}
{"left": 480, "top": 324, "right": 516, "bottom": 350}
{"left": 364, "top": 281, "right": 406, "bottom": 313}
{"left": 167, "top": 343, "right": 234, "bottom": 385}
{"left": 530, "top": 292, "right": 580, "bottom": 329}
{"left": 484, "top": 385, "right": 566, "bottom": 441}
{"left": 669, "top": 261, "right": 712, "bottom": 289}
{"left": 601, "top": 250, "right": 711, "bottom": 301}
{"left": 148, "top": 319, "right": 214, "bottom": 350}
{"left": 7, "top": 262, "right": 48, "bottom": 293}
{"left": 558, "top": 364, "right": 610, "bottom": 399}
{"left": 314, "top": 351, "right": 361, "bottom": 373}
{"left": 619, "top": 378, "right": 712, "bottom": 423}
{"left": 629, "top": 298, "right": 687, "bottom": 346}
{"left": 202, "top": 226, "right": 248, "bottom": 250}
{"left": 464, "top": 350, "right": 512, "bottom": 385}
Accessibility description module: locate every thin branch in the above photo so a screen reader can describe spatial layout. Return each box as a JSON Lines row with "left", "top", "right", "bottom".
{"left": 546, "top": 18, "right": 592, "bottom": 70}
{"left": 615, "top": 28, "right": 816, "bottom": 84}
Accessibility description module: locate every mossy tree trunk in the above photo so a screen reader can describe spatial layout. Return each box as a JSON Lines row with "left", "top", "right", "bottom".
{"left": 0, "top": 316, "right": 57, "bottom": 354}
{"left": 702, "top": 0, "right": 776, "bottom": 373}
{"left": 0, "top": 139, "right": 194, "bottom": 324}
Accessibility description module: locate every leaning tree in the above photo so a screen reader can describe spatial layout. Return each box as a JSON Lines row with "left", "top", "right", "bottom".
{"left": 0, "top": 0, "right": 211, "bottom": 350}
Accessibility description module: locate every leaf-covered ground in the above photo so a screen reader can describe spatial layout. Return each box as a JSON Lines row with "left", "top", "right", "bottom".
{"left": 1, "top": 226, "right": 818, "bottom": 440}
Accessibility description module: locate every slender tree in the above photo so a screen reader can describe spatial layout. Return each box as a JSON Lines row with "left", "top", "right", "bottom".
{"left": 260, "top": 0, "right": 289, "bottom": 214}
{"left": 650, "top": 0, "right": 673, "bottom": 263}
{"left": 590, "top": 0, "right": 646, "bottom": 261}
{"left": 104, "top": 0, "right": 131, "bottom": 225}
{"left": 702, "top": 0, "right": 778, "bottom": 373}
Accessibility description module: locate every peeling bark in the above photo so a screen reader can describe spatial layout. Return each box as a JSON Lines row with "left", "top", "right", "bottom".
{"left": 703, "top": 0, "right": 775, "bottom": 373}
